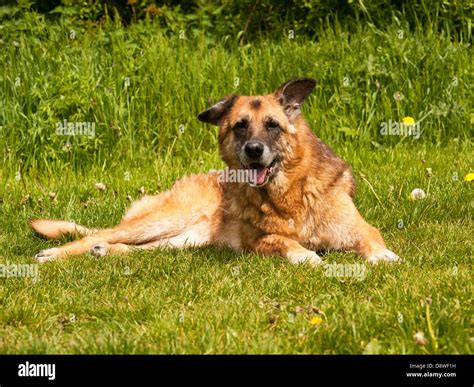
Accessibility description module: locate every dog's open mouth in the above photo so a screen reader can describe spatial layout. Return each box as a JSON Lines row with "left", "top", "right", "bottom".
{"left": 246, "top": 159, "right": 277, "bottom": 187}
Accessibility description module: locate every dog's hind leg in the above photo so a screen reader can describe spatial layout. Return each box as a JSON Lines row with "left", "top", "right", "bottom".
{"left": 89, "top": 242, "right": 130, "bottom": 257}
{"left": 35, "top": 211, "right": 219, "bottom": 262}
{"left": 88, "top": 215, "right": 220, "bottom": 258}
{"left": 89, "top": 235, "right": 198, "bottom": 258}
{"left": 33, "top": 172, "right": 223, "bottom": 262}
{"left": 34, "top": 229, "right": 127, "bottom": 262}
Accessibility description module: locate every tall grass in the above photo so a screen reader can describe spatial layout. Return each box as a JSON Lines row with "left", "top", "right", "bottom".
{"left": 0, "top": 11, "right": 472, "bottom": 177}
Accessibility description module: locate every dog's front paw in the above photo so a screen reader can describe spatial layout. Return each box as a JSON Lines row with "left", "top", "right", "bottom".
{"left": 34, "top": 248, "right": 62, "bottom": 263}
{"left": 288, "top": 250, "right": 323, "bottom": 266}
{"left": 367, "top": 249, "right": 400, "bottom": 264}
{"left": 90, "top": 242, "right": 109, "bottom": 258}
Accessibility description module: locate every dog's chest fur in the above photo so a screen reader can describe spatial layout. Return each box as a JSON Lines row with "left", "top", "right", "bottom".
{"left": 223, "top": 177, "right": 329, "bottom": 249}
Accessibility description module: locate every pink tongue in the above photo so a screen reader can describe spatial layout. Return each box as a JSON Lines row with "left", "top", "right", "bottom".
{"left": 255, "top": 167, "right": 267, "bottom": 185}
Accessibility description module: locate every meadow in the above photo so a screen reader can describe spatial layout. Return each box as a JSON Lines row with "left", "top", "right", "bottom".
{"left": 0, "top": 9, "right": 472, "bottom": 353}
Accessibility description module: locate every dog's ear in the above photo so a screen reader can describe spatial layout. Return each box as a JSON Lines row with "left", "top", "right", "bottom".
{"left": 274, "top": 78, "right": 316, "bottom": 119}
{"left": 198, "top": 94, "right": 238, "bottom": 126}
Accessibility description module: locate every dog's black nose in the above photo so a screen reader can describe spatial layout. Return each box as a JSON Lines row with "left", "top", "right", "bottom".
{"left": 244, "top": 141, "right": 264, "bottom": 158}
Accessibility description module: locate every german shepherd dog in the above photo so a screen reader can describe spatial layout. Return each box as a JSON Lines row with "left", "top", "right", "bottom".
{"left": 31, "top": 78, "right": 399, "bottom": 266}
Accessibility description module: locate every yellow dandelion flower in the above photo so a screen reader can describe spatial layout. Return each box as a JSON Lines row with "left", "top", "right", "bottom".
{"left": 464, "top": 173, "right": 474, "bottom": 182}
{"left": 309, "top": 316, "right": 323, "bottom": 326}
{"left": 402, "top": 116, "right": 416, "bottom": 125}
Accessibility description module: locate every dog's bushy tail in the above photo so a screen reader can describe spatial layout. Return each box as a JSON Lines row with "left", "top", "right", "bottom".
{"left": 29, "top": 219, "right": 98, "bottom": 240}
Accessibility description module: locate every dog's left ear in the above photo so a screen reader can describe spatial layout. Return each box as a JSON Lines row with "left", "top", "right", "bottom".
{"left": 274, "top": 78, "right": 316, "bottom": 119}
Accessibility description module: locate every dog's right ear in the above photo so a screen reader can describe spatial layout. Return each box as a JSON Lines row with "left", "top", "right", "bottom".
{"left": 274, "top": 78, "right": 317, "bottom": 120}
{"left": 197, "top": 94, "right": 238, "bottom": 126}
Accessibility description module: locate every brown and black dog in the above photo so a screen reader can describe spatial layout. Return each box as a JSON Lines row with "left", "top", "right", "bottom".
{"left": 31, "top": 78, "right": 399, "bottom": 265}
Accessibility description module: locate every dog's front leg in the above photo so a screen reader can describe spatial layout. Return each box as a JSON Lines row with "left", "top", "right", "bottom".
{"left": 351, "top": 221, "right": 400, "bottom": 264}
{"left": 252, "top": 234, "right": 322, "bottom": 266}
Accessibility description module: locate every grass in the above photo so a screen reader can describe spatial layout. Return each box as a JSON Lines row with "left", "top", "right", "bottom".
{"left": 0, "top": 11, "right": 472, "bottom": 353}
{"left": 1, "top": 141, "right": 472, "bottom": 354}
{"left": 1, "top": 12, "right": 472, "bottom": 173}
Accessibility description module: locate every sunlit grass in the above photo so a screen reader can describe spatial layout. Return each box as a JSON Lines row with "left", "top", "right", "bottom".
{"left": 0, "top": 12, "right": 472, "bottom": 354}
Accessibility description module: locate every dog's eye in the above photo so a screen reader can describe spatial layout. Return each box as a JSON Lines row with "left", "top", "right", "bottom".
{"left": 233, "top": 119, "right": 248, "bottom": 134}
{"left": 235, "top": 120, "right": 248, "bottom": 129}
{"left": 266, "top": 119, "right": 280, "bottom": 130}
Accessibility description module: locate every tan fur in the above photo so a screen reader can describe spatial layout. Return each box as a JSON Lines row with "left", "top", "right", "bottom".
{"left": 31, "top": 78, "right": 399, "bottom": 265}
{"left": 29, "top": 219, "right": 97, "bottom": 239}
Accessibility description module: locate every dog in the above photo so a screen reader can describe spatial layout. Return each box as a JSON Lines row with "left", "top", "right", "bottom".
{"left": 31, "top": 78, "right": 399, "bottom": 266}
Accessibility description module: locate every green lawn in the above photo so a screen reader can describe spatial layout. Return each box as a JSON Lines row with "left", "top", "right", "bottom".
{"left": 1, "top": 141, "right": 472, "bottom": 353}
{"left": 0, "top": 13, "right": 472, "bottom": 354}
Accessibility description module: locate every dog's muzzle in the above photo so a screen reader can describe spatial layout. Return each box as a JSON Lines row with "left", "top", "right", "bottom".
{"left": 239, "top": 141, "right": 278, "bottom": 187}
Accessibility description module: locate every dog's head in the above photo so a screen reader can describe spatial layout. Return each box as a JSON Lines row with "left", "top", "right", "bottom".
{"left": 198, "top": 78, "right": 316, "bottom": 187}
